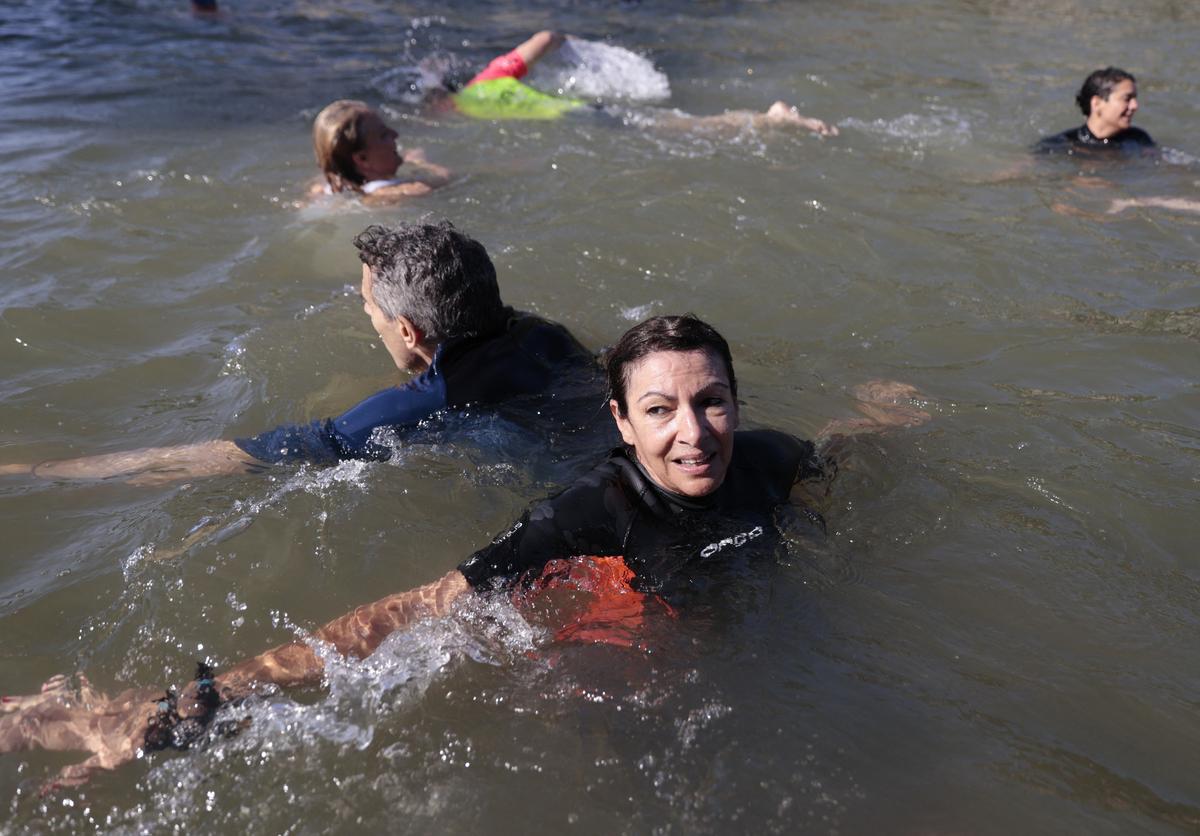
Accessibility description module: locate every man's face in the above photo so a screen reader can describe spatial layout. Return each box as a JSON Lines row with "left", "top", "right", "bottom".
{"left": 361, "top": 264, "right": 423, "bottom": 371}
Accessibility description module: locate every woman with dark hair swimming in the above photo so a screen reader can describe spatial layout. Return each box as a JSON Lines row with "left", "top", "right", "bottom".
{"left": 1035, "top": 66, "right": 1155, "bottom": 155}
{"left": 0, "top": 315, "right": 928, "bottom": 789}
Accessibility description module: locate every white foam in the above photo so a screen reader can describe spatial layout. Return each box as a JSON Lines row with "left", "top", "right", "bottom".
{"left": 841, "top": 104, "right": 974, "bottom": 153}
{"left": 1160, "top": 147, "right": 1198, "bottom": 166}
{"left": 527, "top": 37, "right": 670, "bottom": 102}
{"left": 621, "top": 302, "right": 661, "bottom": 321}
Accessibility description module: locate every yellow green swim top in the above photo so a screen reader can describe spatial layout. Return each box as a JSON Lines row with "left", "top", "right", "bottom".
{"left": 453, "top": 77, "right": 587, "bottom": 121}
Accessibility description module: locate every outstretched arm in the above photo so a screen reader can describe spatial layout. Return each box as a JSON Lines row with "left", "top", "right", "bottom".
{"left": 512, "top": 30, "right": 566, "bottom": 70}
{"left": 0, "top": 571, "right": 473, "bottom": 790}
{"left": 654, "top": 100, "right": 838, "bottom": 137}
{"left": 213, "top": 570, "right": 471, "bottom": 698}
{"left": 1109, "top": 196, "right": 1200, "bottom": 215}
{"left": 3, "top": 439, "right": 262, "bottom": 486}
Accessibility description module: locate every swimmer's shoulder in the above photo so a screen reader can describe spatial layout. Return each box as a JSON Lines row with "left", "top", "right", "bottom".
{"left": 1121, "top": 126, "right": 1155, "bottom": 147}
{"left": 504, "top": 310, "right": 595, "bottom": 366}
{"left": 1032, "top": 126, "right": 1081, "bottom": 154}
{"left": 733, "top": 429, "right": 820, "bottom": 490}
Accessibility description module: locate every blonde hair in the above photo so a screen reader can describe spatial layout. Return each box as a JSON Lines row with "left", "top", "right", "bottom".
{"left": 312, "top": 99, "right": 375, "bottom": 193}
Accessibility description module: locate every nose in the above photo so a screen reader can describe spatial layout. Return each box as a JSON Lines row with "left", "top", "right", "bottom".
{"left": 675, "top": 404, "right": 707, "bottom": 445}
{"left": 1128, "top": 97, "right": 1138, "bottom": 113}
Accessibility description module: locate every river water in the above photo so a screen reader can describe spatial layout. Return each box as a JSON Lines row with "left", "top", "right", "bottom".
{"left": 1, "top": 0, "right": 1198, "bottom": 832}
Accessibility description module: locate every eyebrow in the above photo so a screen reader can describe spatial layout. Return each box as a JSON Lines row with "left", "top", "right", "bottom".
{"left": 635, "top": 382, "right": 731, "bottom": 403}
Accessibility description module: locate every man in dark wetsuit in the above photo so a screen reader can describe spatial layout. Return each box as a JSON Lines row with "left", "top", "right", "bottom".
{"left": 1035, "top": 66, "right": 1155, "bottom": 156}
{"left": 1, "top": 222, "right": 597, "bottom": 483}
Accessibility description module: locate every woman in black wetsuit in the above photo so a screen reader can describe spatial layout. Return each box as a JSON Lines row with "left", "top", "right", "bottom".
{"left": 0, "top": 315, "right": 929, "bottom": 788}
{"left": 1035, "top": 66, "right": 1155, "bottom": 155}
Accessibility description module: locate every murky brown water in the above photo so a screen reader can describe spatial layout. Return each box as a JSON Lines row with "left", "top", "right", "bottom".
{"left": 2, "top": 1, "right": 1198, "bottom": 832}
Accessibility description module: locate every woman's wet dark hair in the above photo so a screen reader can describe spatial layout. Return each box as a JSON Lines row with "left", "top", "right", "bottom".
{"left": 606, "top": 314, "right": 737, "bottom": 415}
{"left": 1076, "top": 67, "right": 1136, "bottom": 116}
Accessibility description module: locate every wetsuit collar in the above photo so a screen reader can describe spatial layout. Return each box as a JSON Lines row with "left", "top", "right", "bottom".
{"left": 617, "top": 446, "right": 720, "bottom": 513}
{"left": 1077, "top": 124, "right": 1114, "bottom": 145}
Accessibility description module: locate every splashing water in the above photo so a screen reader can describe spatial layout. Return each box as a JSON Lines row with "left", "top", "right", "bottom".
{"left": 841, "top": 104, "right": 975, "bottom": 153}
{"left": 527, "top": 37, "right": 670, "bottom": 102}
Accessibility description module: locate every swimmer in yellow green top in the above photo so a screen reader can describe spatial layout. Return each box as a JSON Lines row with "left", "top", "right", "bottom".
{"left": 310, "top": 31, "right": 837, "bottom": 204}
{"left": 449, "top": 30, "right": 838, "bottom": 134}
{"left": 451, "top": 30, "right": 587, "bottom": 120}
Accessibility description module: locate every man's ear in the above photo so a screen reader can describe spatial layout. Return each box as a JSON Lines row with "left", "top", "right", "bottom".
{"left": 395, "top": 315, "right": 423, "bottom": 349}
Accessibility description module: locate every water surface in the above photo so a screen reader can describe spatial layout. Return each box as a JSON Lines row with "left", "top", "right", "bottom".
{"left": 1, "top": 0, "right": 1198, "bottom": 833}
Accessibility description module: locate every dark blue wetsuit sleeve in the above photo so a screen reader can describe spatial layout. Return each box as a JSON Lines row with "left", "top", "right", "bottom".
{"left": 234, "top": 369, "right": 448, "bottom": 464}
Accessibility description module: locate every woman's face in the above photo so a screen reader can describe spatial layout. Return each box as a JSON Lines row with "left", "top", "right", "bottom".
{"left": 352, "top": 111, "right": 402, "bottom": 181}
{"left": 610, "top": 349, "right": 739, "bottom": 498}
{"left": 1091, "top": 79, "right": 1139, "bottom": 135}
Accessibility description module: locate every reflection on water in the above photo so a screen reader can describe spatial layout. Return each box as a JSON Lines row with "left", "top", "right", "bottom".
{"left": 1, "top": 0, "right": 1199, "bottom": 832}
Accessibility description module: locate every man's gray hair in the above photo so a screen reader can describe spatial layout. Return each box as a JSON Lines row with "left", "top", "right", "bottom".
{"left": 353, "top": 221, "right": 505, "bottom": 341}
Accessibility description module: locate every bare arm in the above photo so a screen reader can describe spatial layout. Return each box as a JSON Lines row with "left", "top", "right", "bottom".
{"left": 4, "top": 439, "right": 261, "bottom": 486}
{"left": 512, "top": 30, "right": 566, "bottom": 70}
{"left": 212, "top": 570, "right": 471, "bottom": 698}
{"left": 0, "top": 570, "right": 473, "bottom": 789}
{"left": 360, "top": 149, "right": 453, "bottom": 204}
{"left": 361, "top": 181, "right": 436, "bottom": 203}
{"left": 655, "top": 100, "right": 838, "bottom": 137}
{"left": 398, "top": 147, "right": 451, "bottom": 183}
{"left": 1109, "top": 196, "right": 1200, "bottom": 215}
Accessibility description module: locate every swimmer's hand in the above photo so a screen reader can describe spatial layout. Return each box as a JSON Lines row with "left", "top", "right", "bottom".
{"left": 818, "top": 379, "right": 932, "bottom": 439}
{"left": 0, "top": 463, "right": 33, "bottom": 477}
{"left": 765, "top": 102, "right": 839, "bottom": 136}
{"left": 849, "top": 380, "right": 931, "bottom": 428}
{"left": 0, "top": 674, "right": 159, "bottom": 792}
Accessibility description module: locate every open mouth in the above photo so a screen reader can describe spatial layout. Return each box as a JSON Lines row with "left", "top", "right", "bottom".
{"left": 673, "top": 451, "right": 716, "bottom": 471}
